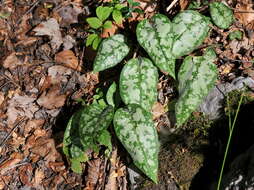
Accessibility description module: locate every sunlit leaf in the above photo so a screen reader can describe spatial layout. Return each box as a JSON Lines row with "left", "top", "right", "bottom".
{"left": 176, "top": 48, "right": 218, "bottom": 126}
{"left": 93, "top": 34, "right": 130, "bottom": 72}
{"left": 136, "top": 14, "right": 175, "bottom": 78}
{"left": 209, "top": 2, "right": 234, "bottom": 29}
{"left": 119, "top": 57, "right": 158, "bottom": 111}
{"left": 114, "top": 104, "right": 159, "bottom": 183}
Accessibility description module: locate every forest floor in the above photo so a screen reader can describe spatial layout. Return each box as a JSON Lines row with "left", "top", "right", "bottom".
{"left": 0, "top": 0, "right": 254, "bottom": 190}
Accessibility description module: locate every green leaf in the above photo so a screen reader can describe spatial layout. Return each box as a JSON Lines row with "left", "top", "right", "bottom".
{"left": 112, "top": 9, "right": 123, "bottom": 24}
{"left": 92, "top": 35, "right": 102, "bottom": 50}
{"left": 229, "top": 30, "right": 243, "bottom": 41}
{"left": 115, "top": 4, "right": 125, "bottom": 10}
{"left": 93, "top": 34, "right": 130, "bottom": 72}
{"left": 70, "top": 149, "right": 88, "bottom": 173}
{"left": 86, "top": 17, "right": 103, "bottom": 29}
{"left": 96, "top": 6, "right": 113, "bottom": 22}
{"left": 172, "top": 10, "right": 210, "bottom": 58}
{"left": 119, "top": 57, "right": 158, "bottom": 111}
{"left": 175, "top": 48, "right": 218, "bottom": 126}
{"left": 103, "top": 20, "right": 113, "bottom": 29}
{"left": 63, "top": 110, "right": 83, "bottom": 158}
{"left": 86, "top": 33, "right": 98, "bottom": 47}
{"left": 113, "top": 104, "right": 159, "bottom": 183}
{"left": 209, "top": 2, "right": 234, "bottom": 29}
{"left": 79, "top": 104, "right": 114, "bottom": 149}
{"left": 98, "top": 130, "right": 112, "bottom": 151}
{"left": 136, "top": 14, "right": 176, "bottom": 78}
{"left": 106, "top": 82, "right": 120, "bottom": 108}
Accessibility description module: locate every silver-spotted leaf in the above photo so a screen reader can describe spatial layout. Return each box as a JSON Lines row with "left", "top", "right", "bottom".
{"left": 120, "top": 57, "right": 158, "bottom": 111}
{"left": 106, "top": 82, "right": 120, "bottom": 108}
{"left": 176, "top": 48, "right": 218, "bottom": 126}
{"left": 209, "top": 2, "right": 234, "bottom": 29}
{"left": 136, "top": 14, "right": 176, "bottom": 78}
{"left": 113, "top": 104, "right": 159, "bottom": 183}
{"left": 63, "top": 110, "right": 83, "bottom": 158}
{"left": 93, "top": 34, "right": 130, "bottom": 72}
{"left": 79, "top": 104, "right": 114, "bottom": 149}
{"left": 172, "top": 10, "right": 210, "bottom": 58}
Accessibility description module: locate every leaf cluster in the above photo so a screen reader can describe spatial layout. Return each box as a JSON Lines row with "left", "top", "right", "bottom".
{"left": 64, "top": 1, "right": 235, "bottom": 183}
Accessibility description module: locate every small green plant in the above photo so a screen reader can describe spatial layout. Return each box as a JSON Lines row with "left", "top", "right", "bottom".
{"left": 65, "top": 1, "right": 234, "bottom": 182}
{"left": 216, "top": 91, "right": 244, "bottom": 190}
{"left": 228, "top": 30, "right": 243, "bottom": 41}
{"left": 86, "top": 1, "right": 143, "bottom": 50}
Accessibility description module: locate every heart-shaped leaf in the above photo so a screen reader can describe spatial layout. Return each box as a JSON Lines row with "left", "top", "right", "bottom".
{"left": 93, "top": 34, "right": 130, "bottom": 72}
{"left": 96, "top": 6, "right": 113, "bottom": 22}
{"left": 120, "top": 57, "right": 158, "bottom": 111}
{"left": 176, "top": 48, "right": 218, "bottom": 126}
{"left": 114, "top": 104, "right": 159, "bottom": 183}
{"left": 136, "top": 14, "right": 175, "bottom": 78}
{"left": 209, "top": 2, "right": 234, "bottom": 29}
{"left": 79, "top": 104, "right": 114, "bottom": 149}
{"left": 172, "top": 10, "right": 210, "bottom": 58}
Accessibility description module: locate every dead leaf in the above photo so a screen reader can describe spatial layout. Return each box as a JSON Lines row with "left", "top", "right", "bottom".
{"left": 24, "top": 120, "right": 45, "bottom": 137}
{"left": 235, "top": 2, "right": 254, "bottom": 26}
{"left": 7, "top": 93, "right": 39, "bottom": 125}
{"left": 180, "top": 0, "right": 189, "bottom": 10}
{"left": 2, "top": 52, "right": 23, "bottom": 69}
{"left": 152, "top": 102, "right": 166, "bottom": 119}
{"left": 57, "top": 5, "right": 83, "bottom": 27}
{"left": 33, "top": 168, "right": 45, "bottom": 188}
{"left": 19, "top": 164, "right": 33, "bottom": 186}
{"left": 0, "top": 152, "right": 23, "bottom": 175}
{"left": 33, "top": 18, "right": 63, "bottom": 51}
{"left": 37, "top": 85, "right": 67, "bottom": 109}
{"left": 47, "top": 65, "right": 72, "bottom": 85}
{"left": 63, "top": 35, "right": 76, "bottom": 50}
{"left": 55, "top": 50, "right": 81, "bottom": 71}
{"left": 0, "top": 92, "right": 4, "bottom": 106}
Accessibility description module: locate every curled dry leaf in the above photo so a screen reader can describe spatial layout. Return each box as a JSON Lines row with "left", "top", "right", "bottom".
{"left": 33, "top": 18, "right": 63, "bottom": 51}
{"left": 37, "top": 85, "right": 67, "bottom": 109}
{"left": 235, "top": 2, "right": 254, "bottom": 26}
{"left": 47, "top": 65, "right": 73, "bottom": 85}
{"left": 2, "top": 52, "right": 23, "bottom": 69}
{"left": 152, "top": 102, "right": 166, "bottom": 120}
{"left": 55, "top": 50, "right": 81, "bottom": 71}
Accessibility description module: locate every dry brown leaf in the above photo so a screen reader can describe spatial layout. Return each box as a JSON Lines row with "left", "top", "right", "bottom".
{"left": 2, "top": 52, "right": 23, "bottom": 69}
{"left": 24, "top": 120, "right": 45, "bottom": 137}
{"left": 0, "top": 92, "right": 4, "bottom": 106}
{"left": 63, "top": 35, "right": 76, "bottom": 50}
{"left": 7, "top": 93, "right": 39, "bottom": 125}
{"left": 47, "top": 65, "right": 72, "bottom": 85}
{"left": 19, "top": 164, "right": 33, "bottom": 186}
{"left": 33, "top": 18, "right": 63, "bottom": 51}
{"left": 101, "top": 23, "right": 119, "bottom": 38}
{"left": 235, "top": 2, "right": 254, "bottom": 26}
{"left": 0, "top": 152, "right": 23, "bottom": 175}
{"left": 152, "top": 102, "right": 166, "bottom": 119}
{"left": 180, "top": 0, "right": 189, "bottom": 10}
{"left": 37, "top": 85, "right": 67, "bottom": 109}
{"left": 55, "top": 50, "right": 81, "bottom": 71}
{"left": 33, "top": 168, "right": 45, "bottom": 188}
{"left": 57, "top": 5, "right": 83, "bottom": 27}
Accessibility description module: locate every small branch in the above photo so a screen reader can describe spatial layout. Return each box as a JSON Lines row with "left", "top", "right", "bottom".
{"left": 166, "top": 0, "right": 180, "bottom": 12}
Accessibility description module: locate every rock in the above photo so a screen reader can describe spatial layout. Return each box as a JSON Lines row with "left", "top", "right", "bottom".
{"left": 199, "top": 77, "right": 254, "bottom": 120}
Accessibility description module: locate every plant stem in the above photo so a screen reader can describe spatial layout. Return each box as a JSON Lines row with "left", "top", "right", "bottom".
{"left": 216, "top": 92, "right": 244, "bottom": 190}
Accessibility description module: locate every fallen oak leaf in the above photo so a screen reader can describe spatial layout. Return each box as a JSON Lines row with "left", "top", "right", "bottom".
{"left": 55, "top": 50, "right": 81, "bottom": 71}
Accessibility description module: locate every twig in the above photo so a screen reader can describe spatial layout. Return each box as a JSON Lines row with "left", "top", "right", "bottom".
{"left": 221, "top": 57, "right": 254, "bottom": 63}
{"left": 0, "top": 117, "right": 27, "bottom": 147}
{"left": 16, "top": 0, "right": 42, "bottom": 25}
{"left": 166, "top": 0, "right": 180, "bottom": 12}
